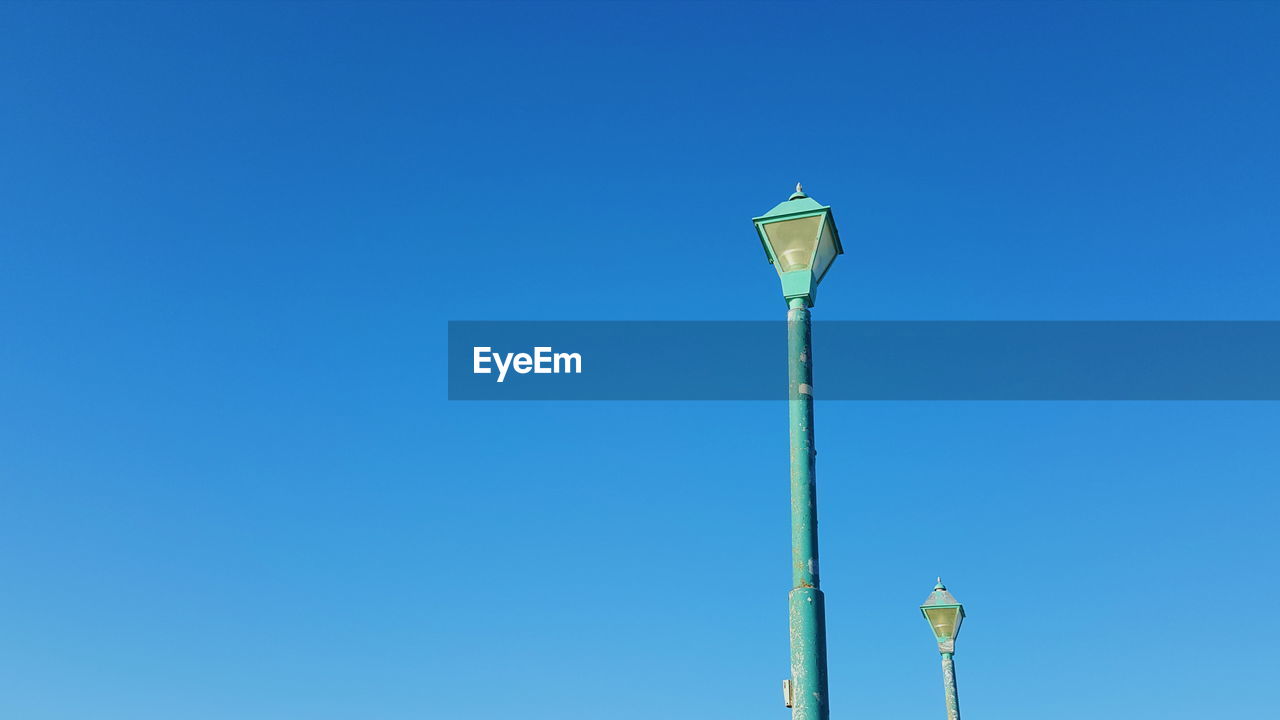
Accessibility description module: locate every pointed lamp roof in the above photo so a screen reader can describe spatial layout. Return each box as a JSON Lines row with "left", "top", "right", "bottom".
{"left": 754, "top": 182, "right": 829, "bottom": 221}
{"left": 921, "top": 578, "right": 962, "bottom": 608}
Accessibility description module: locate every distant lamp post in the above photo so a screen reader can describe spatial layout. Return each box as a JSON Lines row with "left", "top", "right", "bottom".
{"left": 921, "top": 579, "right": 966, "bottom": 720}
{"left": 753, "top": 184, "right": 844, "bottom": 720}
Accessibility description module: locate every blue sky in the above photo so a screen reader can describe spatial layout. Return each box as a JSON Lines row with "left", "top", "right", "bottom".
{"left": 1, "top": 1, "right": 1278, "bottom": 718}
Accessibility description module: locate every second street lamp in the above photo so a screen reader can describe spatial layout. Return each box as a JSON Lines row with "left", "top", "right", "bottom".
{"left": 753, "top": 184, "right": 844, "bottom": 720}
{"left": 921, "top": 579, "right": 966, "bottom": 720}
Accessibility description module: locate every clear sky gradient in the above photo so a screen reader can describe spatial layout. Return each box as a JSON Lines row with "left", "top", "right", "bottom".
{"left": 2, "top": 2, "right": 1278, "bottom": 719}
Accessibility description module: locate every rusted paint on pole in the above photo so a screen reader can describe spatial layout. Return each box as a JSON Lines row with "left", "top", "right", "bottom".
{"left": 787, "top": 296, "right": 829, "bottom": 720}
{"left": 941, "top": 651, "right": 961, "bottom": 720}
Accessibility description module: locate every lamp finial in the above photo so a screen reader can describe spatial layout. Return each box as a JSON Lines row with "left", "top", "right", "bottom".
{"left": 789, "top": 183, "right": 808, "bottom": 200}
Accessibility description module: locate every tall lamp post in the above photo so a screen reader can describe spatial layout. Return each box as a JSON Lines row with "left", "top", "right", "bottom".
{"left": 753, "top": 184, "right": 844, "bottom": 720}
{"left": 920, "top": 579, "right": 966, "bottom": 720}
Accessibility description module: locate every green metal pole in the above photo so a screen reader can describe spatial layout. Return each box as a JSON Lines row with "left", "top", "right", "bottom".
{"left": 940, "top": 651, "right": 961, "bottom": 720}
{"left": 787, "top": 297, "right": 829, "bottom": 720}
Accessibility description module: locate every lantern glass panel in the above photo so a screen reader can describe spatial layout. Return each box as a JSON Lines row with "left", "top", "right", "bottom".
{"left": 813, "top": 217, "right": 838, "bottom": 281}
{"left": 763, "top": 215, "right": 824, "bottom": 273}
{"left": 924, "top": 606, "right": 961, "bottom": 641}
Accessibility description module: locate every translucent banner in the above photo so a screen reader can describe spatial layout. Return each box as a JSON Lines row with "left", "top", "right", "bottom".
{"left": 448, "top": 322, "right": 1280, "bottom": 400}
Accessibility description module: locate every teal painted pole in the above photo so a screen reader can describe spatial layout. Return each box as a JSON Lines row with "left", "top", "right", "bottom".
{"left": 940, "top": 651, "right": 960, "bottom": 720}
{"left": 787, "top": 296, "right": 829, "bottom": 720}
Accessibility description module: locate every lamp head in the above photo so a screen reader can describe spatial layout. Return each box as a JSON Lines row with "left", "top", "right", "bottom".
{"left": 920, "top": 578, "right": 965, "bottom": 651}
{"left": 752, "top": 184, "right": 843, "bottom": 307}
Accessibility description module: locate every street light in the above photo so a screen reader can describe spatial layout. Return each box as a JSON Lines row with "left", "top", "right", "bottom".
{"left": 921, "top": 578, "right": 966, "bottom": 720}
{"left": 753, "top": 184, "right": 843, "bottom": 720}
{"left": 753, "top": 183, "right": 844, "bottom": 308}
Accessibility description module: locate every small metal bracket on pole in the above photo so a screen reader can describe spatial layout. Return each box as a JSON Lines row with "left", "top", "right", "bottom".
{"left": 783, "top": 679, "right": 794, "bottom": 708}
